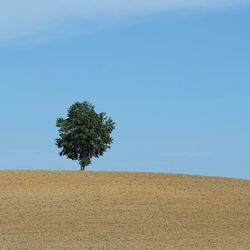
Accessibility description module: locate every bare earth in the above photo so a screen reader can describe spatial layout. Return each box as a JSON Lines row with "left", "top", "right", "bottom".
{"left": 0, "top": 171, "right": 249, "bottom": 249}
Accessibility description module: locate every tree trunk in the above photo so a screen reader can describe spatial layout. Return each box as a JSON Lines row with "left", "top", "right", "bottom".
{"left": 79, "top": 158, "right": 91, "bottom": 171}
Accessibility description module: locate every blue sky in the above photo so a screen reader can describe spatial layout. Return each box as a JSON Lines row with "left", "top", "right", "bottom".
{"left": 0, "top": 1, "right": 249, "bottom": 179}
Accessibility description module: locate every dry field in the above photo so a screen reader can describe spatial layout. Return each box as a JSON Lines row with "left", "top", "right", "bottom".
{"left": 0, "top": 171, "right": 249, "bottom": 249}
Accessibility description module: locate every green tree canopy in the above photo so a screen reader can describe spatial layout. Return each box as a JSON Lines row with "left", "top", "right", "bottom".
{"left": 56, "top": 101, "right": 115, "bottom": 170}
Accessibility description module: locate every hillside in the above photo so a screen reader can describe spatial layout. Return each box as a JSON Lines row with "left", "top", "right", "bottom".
{"left": 0, "top": 171, "right": 249, "bottom": 249}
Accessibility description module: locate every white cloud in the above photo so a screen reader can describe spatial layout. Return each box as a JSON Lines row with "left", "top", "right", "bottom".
{"left": 0, "top": 0, "right": 249, "bottom": 41}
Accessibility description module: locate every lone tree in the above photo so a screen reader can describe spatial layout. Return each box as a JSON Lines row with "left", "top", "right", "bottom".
{"left": 56, "top": 101, "right": 115, "bottom": 171}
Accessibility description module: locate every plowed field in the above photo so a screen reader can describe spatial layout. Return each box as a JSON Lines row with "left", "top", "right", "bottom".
{"left": 0, "top": 171, "right": 249, "bottom": 249}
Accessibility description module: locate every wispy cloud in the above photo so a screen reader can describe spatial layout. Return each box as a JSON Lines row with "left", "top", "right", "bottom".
{"left": 164, "top": 152, "right": 212, "bottom": 159}
{"left": 0, "top": 0, "right": 250, "bottom": 41}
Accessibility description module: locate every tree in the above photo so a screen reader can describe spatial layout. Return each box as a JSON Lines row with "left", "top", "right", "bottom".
{"left": 56, "top": 101, "right": 115, "bottom": 171}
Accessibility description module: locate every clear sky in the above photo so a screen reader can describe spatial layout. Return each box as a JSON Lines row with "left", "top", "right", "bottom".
{"left": 0, "top": 1, "right": 249, "bottom": 179}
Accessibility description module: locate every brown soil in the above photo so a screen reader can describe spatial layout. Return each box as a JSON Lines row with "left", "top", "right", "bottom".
{"left": 0, "top": 171, "right": 249, "bottom": 249}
